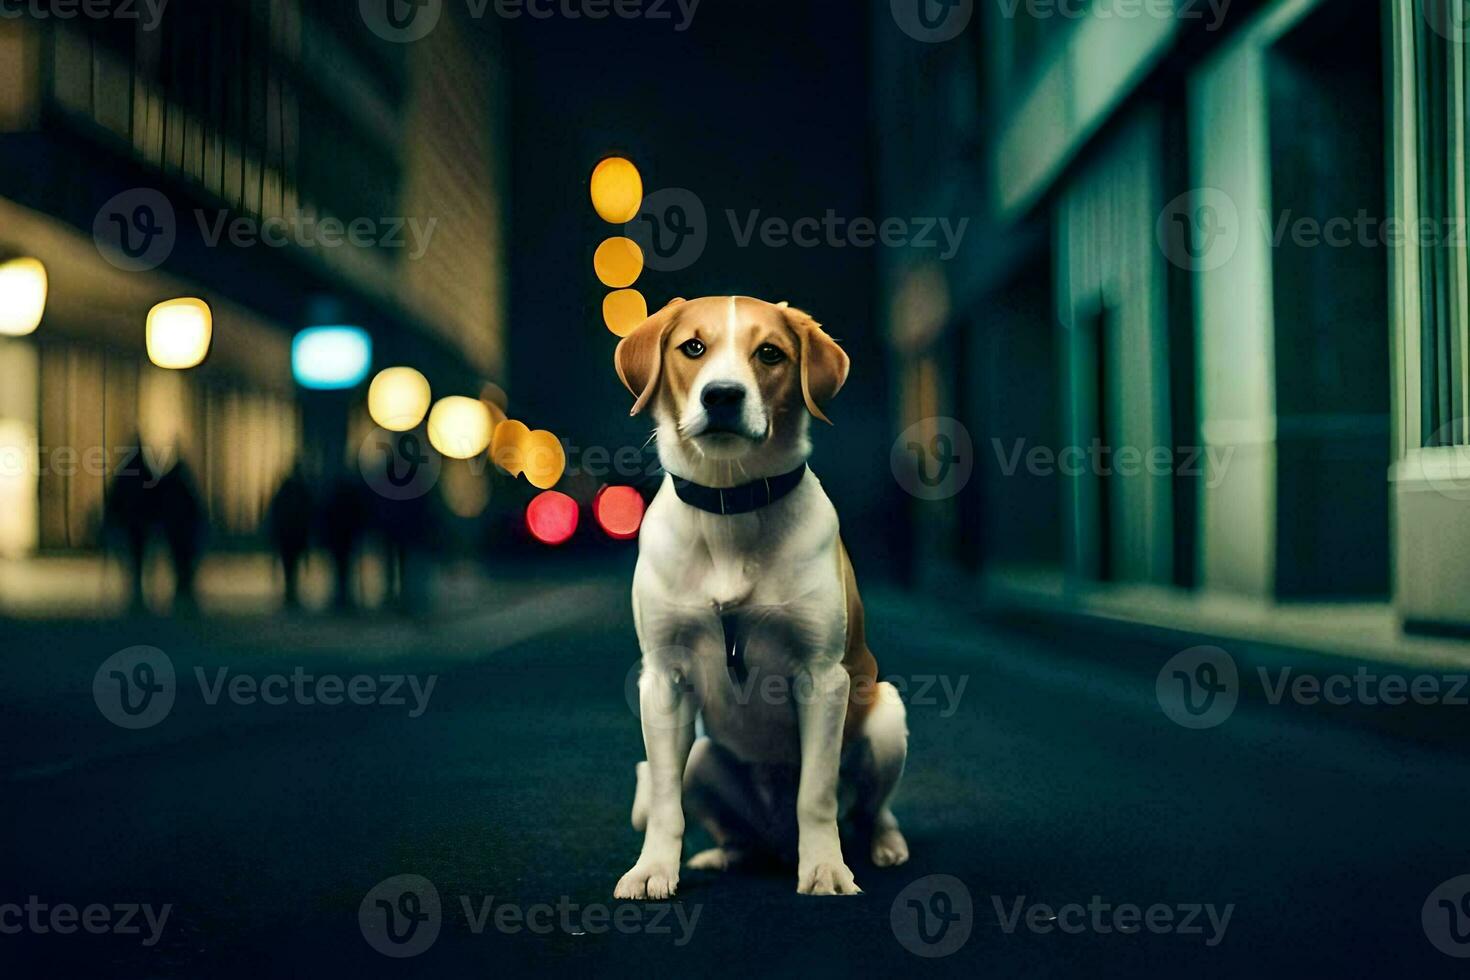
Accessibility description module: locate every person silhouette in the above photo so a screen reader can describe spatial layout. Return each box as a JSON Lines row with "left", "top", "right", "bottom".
{"left": 154, "top": 460, "right": 205, "bottom": 612}
{"left": 103, "top": 439, "right": 157, "bottom": 613}
{"left": 267, "top": 462, "right": 314, "bottom": 609}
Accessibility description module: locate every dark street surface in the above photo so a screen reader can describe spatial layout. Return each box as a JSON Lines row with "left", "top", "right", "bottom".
{"left": 3, "top": 562, "right": 1468, "bottom": 977}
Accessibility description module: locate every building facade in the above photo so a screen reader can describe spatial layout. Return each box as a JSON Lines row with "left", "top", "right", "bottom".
{"left": 0, "top": 0, "right": 508, "bottom": 555}
{"left": 875, "top": 0, "right": 1470, "bottom": 634}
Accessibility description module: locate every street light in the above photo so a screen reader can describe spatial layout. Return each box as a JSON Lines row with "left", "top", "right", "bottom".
{"left": 0, "top": 257, "right": 48, "bottom": 337}
{"left": 426, "top": 395, "right": 494, "bottom": 460}
{"left": 293, "top": 325, "right": 372, "bottom": 390}
{"left": 367, "top": 367, "right": 432, "bottom": 431}
{"left": 146, "top": 297, "right": 213, "bottom": 369}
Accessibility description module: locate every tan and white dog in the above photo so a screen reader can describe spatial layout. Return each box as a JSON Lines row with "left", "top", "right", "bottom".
{"left": 613, "top": 296, "right": 909, "bottom": 900}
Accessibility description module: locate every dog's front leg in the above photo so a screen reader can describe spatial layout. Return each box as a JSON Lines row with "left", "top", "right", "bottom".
{"left": 615, "top": 661, "right": 695, "bottom": 900}
{"left": 794, "top": 662, "right": 860, "bottom": 895}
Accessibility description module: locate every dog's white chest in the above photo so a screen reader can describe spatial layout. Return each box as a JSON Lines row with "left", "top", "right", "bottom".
{"left": 631, "top": 475, "right": 848, "bottom": 762}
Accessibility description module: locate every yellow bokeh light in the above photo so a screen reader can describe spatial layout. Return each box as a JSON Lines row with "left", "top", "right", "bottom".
{"left": 427, "top": 396, "right": 494, "bottom": 460}
{"left": 603, "top": 289, "right": 648, "bottom": 337}
{"left": 523, "top": 429, "right": 567, "bottom": 490}
{"left": 368, "top": 367, "right": 432, "bottom": 432}
{"left": 594, "top": 237, "right": 644, "bottom": 288}
{"left": 146, "top": 297, "right": 213, "bottom": 370}
{"left": 0, "top": 257, "right": 47, "bottom": 337}
{"left": 590, "top": 157, "right": 643, "bottom": 224}
{"left": 492, "top": 418, "right": 530, "bottom": 476}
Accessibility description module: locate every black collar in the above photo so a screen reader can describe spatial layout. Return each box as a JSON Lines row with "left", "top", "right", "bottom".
{"left": 671, "top": 464, "right": 808, "bottom": 516}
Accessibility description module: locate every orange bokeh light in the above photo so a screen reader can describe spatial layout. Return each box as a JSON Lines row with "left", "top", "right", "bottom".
{"left": 594, "top": 485, "right": 644, "bottom": 541}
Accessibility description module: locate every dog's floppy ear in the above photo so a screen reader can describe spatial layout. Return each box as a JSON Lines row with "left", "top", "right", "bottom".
{"left": 615, "top": 298, "right": 686, "bottom": 416}
{"left": 783, "top": 305, "right": 850, "bottom": 425}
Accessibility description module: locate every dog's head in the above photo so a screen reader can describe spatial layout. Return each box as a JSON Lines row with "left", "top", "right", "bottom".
{"left": 615, "top": 296, "right": 850, "bottom": 471}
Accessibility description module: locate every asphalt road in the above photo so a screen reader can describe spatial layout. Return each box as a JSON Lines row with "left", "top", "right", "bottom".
{"left": 3, "top": 564, "right": 1470, "bottom": 977}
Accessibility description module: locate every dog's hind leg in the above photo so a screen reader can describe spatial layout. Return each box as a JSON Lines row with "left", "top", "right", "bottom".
{"left": 682, "top": 737, "right": 762, "bottom": 871}
{"left": 849, "top": 681, "right": 909, "bottom": 867}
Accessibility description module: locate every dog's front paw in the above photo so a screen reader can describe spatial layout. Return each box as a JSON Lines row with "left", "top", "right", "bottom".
{"left": 871, "top": 828, "right": 910, "bottom": 867}
{"left": 615, "top": 861, "right": 680, "bottom": 901}
{"left": 797, "top": 861, "right": 861, "bottom": 896}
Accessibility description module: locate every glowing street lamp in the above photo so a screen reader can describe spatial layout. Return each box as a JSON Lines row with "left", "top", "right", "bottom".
{"left": 427, "top": 395, "right": 494, "bottom": 460}
{"left": 367, "top": 367, "right": 432, "bottom": 432}
{"left": 590, "top": 157, "right": 644, "bottom": 224}
{"left": 292, "top": 325, "right": 372, "bottom": 390}
{"left": 0, "top": 257, "right": 48, "bottom": 337}
{"left": 146, "top": 297, "right": 213, "bottom": 369}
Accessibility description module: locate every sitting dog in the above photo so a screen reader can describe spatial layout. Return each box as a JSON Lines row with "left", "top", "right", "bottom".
{"left": 612, "top": 296, "right": 908, "bottom": 900}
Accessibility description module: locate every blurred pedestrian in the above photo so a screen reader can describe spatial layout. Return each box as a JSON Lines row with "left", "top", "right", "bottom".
{"left": 320, "top": 474, "right": 369, "bottom": 611}
{"left": 103, "top": 440, "right": 157, "bottom": 613}
{"left": 154, "top": 460, "right": 206, "bottom": 612}
{"left": 267, "top": 463, "right": 314, "bottom": 609}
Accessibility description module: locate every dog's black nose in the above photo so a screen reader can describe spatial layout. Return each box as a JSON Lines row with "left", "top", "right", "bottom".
{"left": 701, "top": 383, "right": 746, "bottom": 410}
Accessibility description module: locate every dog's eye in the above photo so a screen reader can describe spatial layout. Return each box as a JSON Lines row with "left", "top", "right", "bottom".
{"left": 679, "top": 339, "right": 706, "bottom": 358}
{"left": 756, "top": 344, "right": 787, "bottom": 365}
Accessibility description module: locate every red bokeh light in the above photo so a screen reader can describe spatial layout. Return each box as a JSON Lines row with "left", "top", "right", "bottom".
{"left": 595, "top": 485, "right": 645, "bottom": 540}
{"left": 526, "top": 490, "right": 579, "bottom": 546}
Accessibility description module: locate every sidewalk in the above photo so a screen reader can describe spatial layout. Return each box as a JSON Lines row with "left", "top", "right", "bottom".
{"left": 977, "top": 566, "right": 1470, "bottom": 672}
{"left": 0, "top": 550, "right": 628, "bottom": 632}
